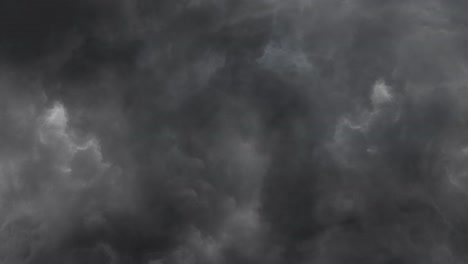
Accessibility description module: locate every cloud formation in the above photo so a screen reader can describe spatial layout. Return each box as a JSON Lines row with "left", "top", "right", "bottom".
{"left": 2, "top": 0, "right": 468, "bottom": 263}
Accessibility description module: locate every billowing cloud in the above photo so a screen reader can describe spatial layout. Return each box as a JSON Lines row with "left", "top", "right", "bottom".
{"left": 2, "top": 0, "right": 468, "bottom": 263}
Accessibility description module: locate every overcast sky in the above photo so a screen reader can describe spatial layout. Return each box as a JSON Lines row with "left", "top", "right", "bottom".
{"left": 1, "top": 0, "right": 468, "bottom": 263}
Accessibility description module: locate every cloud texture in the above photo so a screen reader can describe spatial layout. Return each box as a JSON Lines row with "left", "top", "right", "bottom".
{"left": 2, "top": 0, "right": 468, "bottom": 263}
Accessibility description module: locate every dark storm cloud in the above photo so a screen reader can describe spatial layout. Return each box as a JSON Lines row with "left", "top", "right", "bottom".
{"left": 0, "top": 0, "right": 115, "bottom": 60}
{"left": 2, "top": 0, "right": 468, "bottom": 263}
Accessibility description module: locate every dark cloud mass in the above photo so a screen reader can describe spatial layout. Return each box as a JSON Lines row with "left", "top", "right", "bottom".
{"left": 2, "top": 0, "right": 468, "bottom": 263}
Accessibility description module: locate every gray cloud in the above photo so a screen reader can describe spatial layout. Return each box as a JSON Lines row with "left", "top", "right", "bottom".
{"left": 1, "top": 0, "right": 468, "bottom": 263}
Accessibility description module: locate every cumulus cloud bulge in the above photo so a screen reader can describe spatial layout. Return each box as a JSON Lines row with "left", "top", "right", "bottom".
{"left": 2, "top": 0, "right": 468, "bottom": 263}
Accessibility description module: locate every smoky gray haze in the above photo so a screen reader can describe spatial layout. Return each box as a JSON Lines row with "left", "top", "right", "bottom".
{"left": 2, "top": 0, "right": 468, "bottom": 263}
